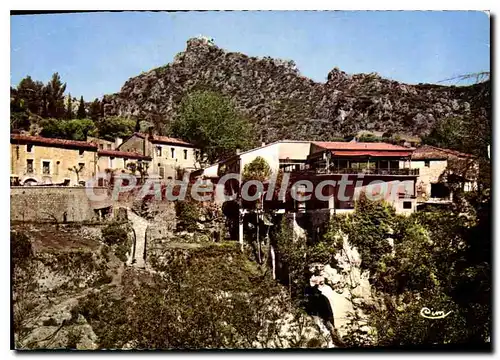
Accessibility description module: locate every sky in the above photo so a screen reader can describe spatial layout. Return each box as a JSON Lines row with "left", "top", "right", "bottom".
{"left": 10, "top": 11, "right": 490, "bottom": 100}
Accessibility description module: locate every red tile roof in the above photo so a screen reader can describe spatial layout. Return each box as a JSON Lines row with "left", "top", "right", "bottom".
{"left": 150, "top": 135, "right": 194, "bottom": 147}
{"left": 11, "top": 134, "right": 98, "bottom": 150}
{"left": 97, "top": 149, "right": 151, "bottom": 160}
{"left": 411, "top": 145, "right": 475, "bottom": 160}
{"left": 328, "top": 150, "right": 414, "bottom": 157}
{"left": 132, "top": 132, "right": 194, "bottom": 147}
{"left": 313, "top": 141, "right": 414, "bottom": 151}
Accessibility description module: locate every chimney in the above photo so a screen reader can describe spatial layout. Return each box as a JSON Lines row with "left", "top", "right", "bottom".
{"left": 115, "top": 137, "right": 123, "bottom": 149}
{"left": 261, "top": 142, "right": 266, "bottom": 147}
{"left": 236, "top": 148, "right": 240, "bottom": 155}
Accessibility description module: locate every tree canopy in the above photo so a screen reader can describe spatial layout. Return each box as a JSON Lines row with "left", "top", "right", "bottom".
{"left": 171, "top": 90, "right": 255, "bottom": 164}
{"left": 242, "top": 156, "right": 272, "bottom": 182}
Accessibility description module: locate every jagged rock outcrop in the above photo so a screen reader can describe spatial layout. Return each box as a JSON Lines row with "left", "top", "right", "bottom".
{"left": 102, "top": 37, "right": 489, "bottom": 142}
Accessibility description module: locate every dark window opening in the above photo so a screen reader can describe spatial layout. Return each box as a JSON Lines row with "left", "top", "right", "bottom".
{"left": 403, "top": 201, "right": 412, "bottom": 209}
{"left": 79, "top": 149, "right": 84, "bottom": 156}
{"left": 424, "top": 160, "right": 430, "bottom": 167}
{"left": 430, "top": 183, "right": 450, "bottom": 199}
{"left": 171, "top": 148, "right": 175, "bottom": 158}
{"left": 184, "top": 149, "right": 188, "bottom": 160}
{"left": 156, "top": 146, "right": 162, "bottom": 157}
{"left": 26, "top": 159, "right": 34, "bottom": 173}
{"left": 42, "top": 161, "right": 50, "bottom": 175}
{"left": 26, "top": 144, "right": 33, "bottom": 153}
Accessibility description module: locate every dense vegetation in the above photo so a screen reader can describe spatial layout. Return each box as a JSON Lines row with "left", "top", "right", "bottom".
{"left": 74, "top": 244, "right": 324, "bottom": 349}
{"left": 171, "top": 90, "right": 256, "bottom": 164}
{"left": 273, "top": 190, "right": 491, "bottom": 346}
{"left": 10, "top": 73, "right": 136, "bottom": 141}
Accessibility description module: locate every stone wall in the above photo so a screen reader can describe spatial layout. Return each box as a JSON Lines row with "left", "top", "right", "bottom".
{"left": 10, "top": 187, "right": 112, "bottom": 223}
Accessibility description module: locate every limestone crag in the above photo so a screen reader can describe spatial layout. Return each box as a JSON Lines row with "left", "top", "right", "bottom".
{"left": 102, "top": 37, "right": 490, "bottom": 142}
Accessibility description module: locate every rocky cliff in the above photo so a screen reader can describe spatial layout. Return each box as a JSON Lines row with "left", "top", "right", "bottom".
{"left": 102, "top": 37, "right": 489, "bottom": 142}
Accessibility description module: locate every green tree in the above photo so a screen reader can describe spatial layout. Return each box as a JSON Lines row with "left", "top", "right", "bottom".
{"left": 343, "top": 194, "right": 395, "bottom": 275}
{"left": 88, "top": 98, "right": 101, "bottom": 121}
{"left": 44, "top": 72, "right": 67, "bottom": 119}
{"left": 65, "top": 118, "right": 96, "bottom": 140}
{"left": 66, "top": 94, "right": 73, "bottom": 120}
{"left": 274, "top": 218, "right": 308, "bottom": 302}
{"left": 96, "top": 116, "right": 135, "bottom": 141}
{"left": 39, "top": 118, "right": 96, "bottom": 141}
{"left": 14, "top": 76, "right": 45, "bottom": 116}
{"left": 242, "top": 156, "right": 272, "bottom": 182}
{"left": 77, "top": 96, "right": 86, "bottom": 119}
{"left": 171, "top": 90, "right": 255, "bottom": 164}
{"left": 422, "top": 116, "right": 469, "bottom": 151}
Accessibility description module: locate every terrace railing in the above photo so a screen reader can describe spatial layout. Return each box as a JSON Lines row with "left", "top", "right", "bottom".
{"left": 301, "top": 167, "right": 419, "bottom": 176}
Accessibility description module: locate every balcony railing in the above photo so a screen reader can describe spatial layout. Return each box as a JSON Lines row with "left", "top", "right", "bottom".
{"left": 299, "top": 167, "right": 419, "bottom": 176}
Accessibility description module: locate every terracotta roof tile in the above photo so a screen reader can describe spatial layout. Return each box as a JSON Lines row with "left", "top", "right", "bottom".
{"left": 411, "top": 145, "right": 475, "bottom": 160}
{"left": 326, "top": 150, "right": 413, "bottom": 157}
{"left": 11, "top": 134, "right": 97, "bottom": 150}
{"left": 313, "top": 141, "right": 414, "bottom": 151}
{"left": 132, "top": 132, "right": 194, "bottom": 147}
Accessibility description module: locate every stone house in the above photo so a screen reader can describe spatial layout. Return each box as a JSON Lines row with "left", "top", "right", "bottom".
{"left": 10, "top": 134, "right": 98, "bottom": 186}
{"left": 87, "top": 136, "right": 122, "bottom": 151}
{"left": 410, "top": 145, "right": 477, "bottom": 204}
{"left": 96, "top": 149, "right": 152, "bottom": 183}
{"left": 118, "top": 132, "right": 199, "bottom": 180}
{"left": 217, "top": 140, "right": 313, "bottom": 178}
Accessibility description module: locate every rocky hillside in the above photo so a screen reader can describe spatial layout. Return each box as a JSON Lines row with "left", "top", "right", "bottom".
{"left": 102, "top": 37, "right": 489, "bottom": 143}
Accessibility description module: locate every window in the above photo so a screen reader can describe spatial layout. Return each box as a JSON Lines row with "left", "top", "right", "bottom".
{"left": 431, "top": 183, "right": 450, "bottom": 199}
{"left": 99, "top": 144, "right": 104, "bottom": 150}
{"left": 171, "top": 148, "right": 175, "bottom": 158}
{"left": 109, "top": 157, "right": 115, "bottom": 168}
{"left": 26, "top": 159, "right": 34, "bottom": 173}
{"left": 123, "top": 158, "right": 128, "bottom": 167}
{"left": 26, "top": 144, "right": 33, "bottom": 153}
{"left": 183, "top": 149, "right": 188, "bottom": 160}
{"left": 159, "top": 166, "right": 165, "bottom": 179}
{"left": 107, "top": 144, "right": 111, "bottom": 150}
{"left": 424, "top": 160, "right": 430, "bottom": 167}
{"left": 42, "top": 161, "right": 50, "bottom": 175}
{"left": 403, "top": 201, "right": 412, "bottom": 209}
{"left": 79, "top": 149, "right": 84, "bottom": 156}
{"left": 156, "top": 146, "right": 162, "bottom": 157}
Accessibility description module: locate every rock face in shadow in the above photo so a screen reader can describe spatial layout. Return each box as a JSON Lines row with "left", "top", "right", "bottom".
{"left": 102, "top": 37, "right": 489, "bottom": 142}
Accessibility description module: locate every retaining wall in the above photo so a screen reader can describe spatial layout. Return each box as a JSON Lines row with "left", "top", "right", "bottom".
{"left": 10, "top": 186, "right": 112, "bottom": 223}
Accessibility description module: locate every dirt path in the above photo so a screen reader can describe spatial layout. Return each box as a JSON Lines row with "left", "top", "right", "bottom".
{"left": 125, "top": 209, "right": 150, "bottom": 268}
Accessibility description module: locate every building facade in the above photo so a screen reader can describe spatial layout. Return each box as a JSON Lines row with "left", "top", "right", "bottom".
{"left": 410, "top": 145, "right": 477, "bottom": 205}
{"left": 217, "top": 140, "right": 312, "bottom": 178}
{"left": 87, "top": 136, "right": 122, "bottom": 151}
{"left": 10, "top": 134, "right": 98, "bottom": 186}
{"left": 118, "top": 133, "right": 198, "bottom": 180}
{"left": 298, "top": 141, "right": 418, "bottom": 215}
{"left": 96, "top": 149, "right": 151, "bottom": 179}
